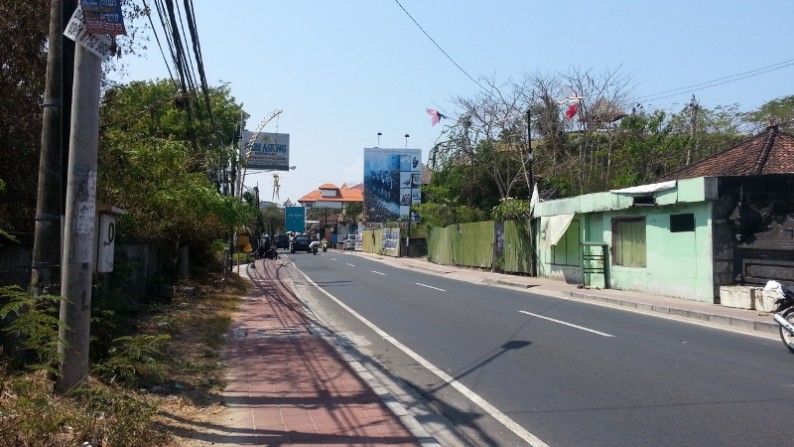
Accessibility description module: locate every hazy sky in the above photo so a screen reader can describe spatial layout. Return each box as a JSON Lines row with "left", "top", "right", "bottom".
{"left": 114, "top": 0, "right": 794, "bottom": 204}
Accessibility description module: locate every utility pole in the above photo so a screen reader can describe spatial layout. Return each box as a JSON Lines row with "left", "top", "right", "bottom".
{"left": 527, "top": 107, "right": 537, "bottom": 277}
{"left": 687, "top": 95, "right": 700, "bottom": 166}
{"left": 32, "top": 0, "right": 69, "bottom": 297}
{"left": 56, "top": 42, "right": 103, "bottom": 394}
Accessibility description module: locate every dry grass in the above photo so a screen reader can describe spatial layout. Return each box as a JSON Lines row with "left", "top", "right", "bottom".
{"left": 151, "top": 271, "right": 249, "bottom": 446}
{"left": 0, "top": 270, "right": 250, "bottom": 447}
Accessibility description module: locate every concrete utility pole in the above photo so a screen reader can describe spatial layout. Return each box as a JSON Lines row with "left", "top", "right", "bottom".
{"left": 32, "top": 0, "right": 76, "bottom": 297}
{"left": 56, "top": 42, "right": 103, "bottom": 394}
{"left": 32, "top": 0, "right": 66, "bottom": 297}
{"left": 687, "top": 95, "right": 700, "bottom": 166}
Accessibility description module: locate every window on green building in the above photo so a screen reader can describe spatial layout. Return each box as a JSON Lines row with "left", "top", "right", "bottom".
{"left": 670, "top": 213, "right": 695, "bottom": 232}
{"left": 613, "top": 217, "right": 646, "bottom": 267}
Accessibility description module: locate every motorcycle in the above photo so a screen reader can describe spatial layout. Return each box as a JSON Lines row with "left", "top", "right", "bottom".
{"left": 322, "top": 240, "right": 328, "bottom": 252}
{"left": 310, "top": 240, "right": 320, "bottom": 255}
{"left": 767, "top": 280, "right": 794, "bottom": 353}
{"left": 311, "top": 244, "right": 318, "bottom": 255}
{"left": 264, "top": 247, "right": 279, "bottom": 260}
{"left": 255, "top": 245, "right": 279, "bottom": 260}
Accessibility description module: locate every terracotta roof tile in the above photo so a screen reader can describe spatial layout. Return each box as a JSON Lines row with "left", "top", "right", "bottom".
{"left": 298, "top": 182, "right": 364, "bottom": 203}
{"left": 657, "top": 126, "right": 794, "bottom": 181}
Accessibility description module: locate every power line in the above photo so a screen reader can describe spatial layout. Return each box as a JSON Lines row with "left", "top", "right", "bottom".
{"left": 638, "top": 57, "right": 794, "bottom": 104}
{"left": 393, "top": 0, "right": 489, "bottom": 94}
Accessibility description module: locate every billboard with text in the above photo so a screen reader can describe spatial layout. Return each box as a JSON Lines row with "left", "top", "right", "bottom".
{"left": 363, "top": 148, "right": 421, "bottom": 223}
{"left": 241, "top": 131, "right": 290, "bottom": 171}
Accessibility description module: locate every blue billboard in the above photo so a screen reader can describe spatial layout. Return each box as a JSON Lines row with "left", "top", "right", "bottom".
{"left": 285, "top": 206, "right": 305, "bottom": 233}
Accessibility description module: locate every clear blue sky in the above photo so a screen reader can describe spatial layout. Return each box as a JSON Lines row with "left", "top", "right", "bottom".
{"left": 115, "top": 0, "right": 794, "bottom": 204}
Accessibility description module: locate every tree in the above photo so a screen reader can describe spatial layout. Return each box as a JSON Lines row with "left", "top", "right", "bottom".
{"left": 743, "top": 95, "right": 794, "bottom": 134}
{"left": 97, "top": 79, "right": 251, "bottom": 262}
{"left": 440, "top": 76, "right": 532, "bottom": 202}
{"left": 0, "top": 0, "right": 49, "bottom": 233}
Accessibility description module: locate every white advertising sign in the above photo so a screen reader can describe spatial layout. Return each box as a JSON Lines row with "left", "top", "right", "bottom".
{"left": 63, "top": 5, "right": 113, "bottom": 59}
{"left": 241, "top": 131, "right": 291, "bottom": 171}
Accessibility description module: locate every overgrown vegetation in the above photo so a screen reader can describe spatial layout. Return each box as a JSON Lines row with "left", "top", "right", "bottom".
{"left": 0, "top": 271, "right": 249, "bottom": 446}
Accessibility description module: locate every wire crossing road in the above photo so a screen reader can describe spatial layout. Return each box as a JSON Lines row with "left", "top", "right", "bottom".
{"left": 283, "top": 251, "right": 794, "bottom": 447}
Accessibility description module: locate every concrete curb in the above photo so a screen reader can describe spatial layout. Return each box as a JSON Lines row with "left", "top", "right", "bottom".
{"left": 564, "top": 290, "right": 780, "bottom": 335}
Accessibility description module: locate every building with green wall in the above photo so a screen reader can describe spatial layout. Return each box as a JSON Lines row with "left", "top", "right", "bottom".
{"left": 532, "top": 126, "right": 794, "bottom": 305}
{"left": 533, "top": 177, "right": 717, "bottom": 303}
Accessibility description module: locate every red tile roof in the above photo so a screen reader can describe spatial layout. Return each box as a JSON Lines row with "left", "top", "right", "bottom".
{"left": 298, "top": 183, "right": 363, "bottom": 204}
{"left": 657, "top": 126, "right": 794, "bottom": 181}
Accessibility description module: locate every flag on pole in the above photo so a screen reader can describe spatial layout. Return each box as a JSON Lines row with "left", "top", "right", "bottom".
{"left": 426, "top": 108, "right": 446, "bottom": 126}
{"left": 565, "top": 104, "right": 579, "bottom": 120}
{"left": 558, "top": 86, "right": 583, "bottom": 120}
{"left": 530, "top": 183, "right": 540, "bottom": 217}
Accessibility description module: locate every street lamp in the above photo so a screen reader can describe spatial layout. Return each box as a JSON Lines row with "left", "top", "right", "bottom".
{"left": 377, "top": 132, "right": 382, "bottom": 147}
{"left": 405, "top": 133, "right": 412, "bottom": 257}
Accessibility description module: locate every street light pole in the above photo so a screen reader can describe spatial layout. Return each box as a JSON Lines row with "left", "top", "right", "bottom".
{"left": 405, "top": 133, "right": 412, "bottom": 257}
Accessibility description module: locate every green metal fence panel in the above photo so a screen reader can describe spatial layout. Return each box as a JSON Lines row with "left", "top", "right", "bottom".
{"left": 428, "top": 225, "right": 454, "bottom": 264}
{"left": 453, "top": 221, "right": 494, "bottom": 268}
{"left": 504, "top": 220, "right": 531, "bottom": 273}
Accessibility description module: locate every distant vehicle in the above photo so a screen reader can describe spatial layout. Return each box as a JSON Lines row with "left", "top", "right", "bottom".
{"left": 290, "top": 235, "right": 312, "bottom": 253}
{"left": 275, "top": 234, "right": 289, "bottom": 249}
{"left": 343, "top": 234, "right": 357, "bottom": 250}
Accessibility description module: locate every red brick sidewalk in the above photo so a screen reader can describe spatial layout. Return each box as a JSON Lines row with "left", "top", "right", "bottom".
{"left": 211, "top": 258, "right": 425, "bottom": 446}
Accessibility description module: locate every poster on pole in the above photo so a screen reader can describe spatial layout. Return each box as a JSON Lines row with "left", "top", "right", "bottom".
{"left": 285, "top": 206, "right": 305, "bottom": 233}
{"left": 79, "top": 0, "right": 127, "bottom": 35}
{"left": 241, "top": 131, "right": 290, "bottom": 171}
{"left": 363, "top": 148, "right": 421, "bottom": 223}
{"left": 63, "top": 5, "right": 113, "bottom": 59}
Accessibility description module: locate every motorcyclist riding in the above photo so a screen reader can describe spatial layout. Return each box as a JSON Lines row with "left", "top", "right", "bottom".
{"left": 309, "top": 237, "right": 321, "bottom": 255}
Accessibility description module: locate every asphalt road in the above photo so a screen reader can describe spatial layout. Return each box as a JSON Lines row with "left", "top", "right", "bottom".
{"left": 282, "top": 250, "right": 794, "bottom": 447}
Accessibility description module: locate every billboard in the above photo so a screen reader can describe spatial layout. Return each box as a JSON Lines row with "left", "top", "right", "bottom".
{"left": 241, "top": 131, "right": 290, "bottom": 171}
{"left": 363, "top": 148, "right": 421, "bottom": 223}
{"left": 285, "top": 206, "right": 306, "bottom": 233}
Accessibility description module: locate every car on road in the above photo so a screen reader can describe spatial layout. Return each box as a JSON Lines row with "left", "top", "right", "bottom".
{"left": 343, "top": 234, "right": 357, "bottom": 250}
{"left": 275, "top": 234, "right": 289, "bottom": 249}
{"left": 290, "top": 235, "right": 312, "bottom": 253}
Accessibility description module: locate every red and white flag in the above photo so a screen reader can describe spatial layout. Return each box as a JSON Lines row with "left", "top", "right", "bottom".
{"left": 426, "top": 108, "right": 447, "bottom": 126}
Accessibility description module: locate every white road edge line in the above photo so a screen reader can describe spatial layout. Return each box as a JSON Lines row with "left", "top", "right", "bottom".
{"left": 296, "top": 270, "right": 548, "bottom": 447}
{"left": 416, "top": 283, "right": 446, "bottom": 292}
{"left": 372, "top": 270, "right": 386, "bottom": 276}
{"left": 519, "top": 311, "right": 615, "bottom": 337}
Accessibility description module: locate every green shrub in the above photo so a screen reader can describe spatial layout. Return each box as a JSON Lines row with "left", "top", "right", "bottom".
{"left": 0, "top": 286, "right": 64, "bottom": 373}
{"left": 92, "top": 334, "right": 170, "bottom": 387}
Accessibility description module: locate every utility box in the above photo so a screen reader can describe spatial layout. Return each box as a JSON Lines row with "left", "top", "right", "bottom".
{"left": 95, "top": 205, "right": 126, "bottom": 273}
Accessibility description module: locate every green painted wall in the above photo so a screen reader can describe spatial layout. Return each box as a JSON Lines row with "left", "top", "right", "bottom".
{"left": 534, "top": 178, "right": 716, "bottom": 302}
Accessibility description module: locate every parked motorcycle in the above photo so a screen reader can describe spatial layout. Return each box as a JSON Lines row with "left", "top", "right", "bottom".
{"left": 264, "top": 247, "right": 279, "bottom": 260}
{"left": 255, "top": 245, "right": 279, "bottom": 260}
{"left": 767, "top": 280, "right": 794, "bottom": 353}
{"left": 321, "top": 239, "right": 328, "bottom": 252}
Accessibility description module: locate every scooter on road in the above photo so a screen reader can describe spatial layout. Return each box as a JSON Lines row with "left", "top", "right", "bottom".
{"left": 767, "top": 280, "right": 794, "bottom": 353}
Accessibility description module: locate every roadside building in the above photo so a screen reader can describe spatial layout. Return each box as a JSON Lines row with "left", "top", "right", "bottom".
{"left": 533, "top": 125, "right": 794, "bottom": 306}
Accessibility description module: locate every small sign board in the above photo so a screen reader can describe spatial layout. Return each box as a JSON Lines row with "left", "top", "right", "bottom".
{"left": 80, "top": 0, "right": 127, "bottom": 35}
{"left": 64, "top": 5, "right": 113, "bottom": 59}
